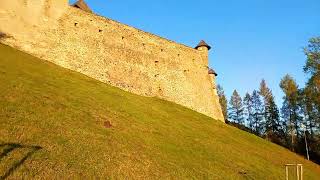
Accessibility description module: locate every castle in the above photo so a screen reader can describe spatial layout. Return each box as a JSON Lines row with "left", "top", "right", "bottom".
{"left": 0, "top": 0, "right": 224, "bottom": 121}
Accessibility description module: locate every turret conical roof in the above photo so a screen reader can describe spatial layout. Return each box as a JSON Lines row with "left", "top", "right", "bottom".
{"left": 73, "top": 0, "right": 92, "bottom": 13}
{"left": 208, "top": 68, "right": 218, "bottom": 76}
{"left": 195, "top": 40, "right": 211, "bottom": 50}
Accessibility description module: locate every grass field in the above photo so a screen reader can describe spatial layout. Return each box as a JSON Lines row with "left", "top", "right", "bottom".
{"left": 0, "top": 43, "right": 320, "bottom": 179}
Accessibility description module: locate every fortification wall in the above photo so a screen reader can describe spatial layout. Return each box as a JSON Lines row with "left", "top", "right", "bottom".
{"left": 0, "top": 0, "right": 224, "bottom": 121}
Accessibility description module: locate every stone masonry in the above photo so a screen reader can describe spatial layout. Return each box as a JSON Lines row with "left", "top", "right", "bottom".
{"left": 0, "top": 0, "right": 224, "bottom": 121}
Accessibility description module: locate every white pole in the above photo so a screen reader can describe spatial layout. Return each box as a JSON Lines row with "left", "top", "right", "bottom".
{"left": 301, "top": 165, "right": 303, "bottom": 180}
{"left": 296, "top": 165, "right": 300, "bottom": 180}
{"left": 304, "top": 129, "right": 310, "bottom": 160}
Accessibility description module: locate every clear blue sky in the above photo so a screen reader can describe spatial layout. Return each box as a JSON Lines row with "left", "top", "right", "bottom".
{"left": 71, "top": 0, "right": 319, "bottom": 106}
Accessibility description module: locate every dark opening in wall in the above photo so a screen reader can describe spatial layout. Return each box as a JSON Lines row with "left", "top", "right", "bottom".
{"left": 161, "top": 49, "right": 164, "bottom": 52}
{"left": 99, "top": 29, "right": 103, "bottom": 32}
{"left": 0, "top": 32, "right": 8, "bottom": 39}
{"left": 178, "top": 54, "right": 180, "bottom": 57}
{"left": 74, "top": 23, "right": 78, "bottom": 27}
{"left": 154, "top": 74, "right": 159, "bottom": 77}
{"left": 122, "top": 36, "right": 125, "bottom": 40}
{"left": 155, "top": 60, "right": 159, "bottom": 63}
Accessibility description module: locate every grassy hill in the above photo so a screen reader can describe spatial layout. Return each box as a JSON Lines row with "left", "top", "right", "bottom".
{"left": 0, "top": 43, "right": 319, "bottom": 179}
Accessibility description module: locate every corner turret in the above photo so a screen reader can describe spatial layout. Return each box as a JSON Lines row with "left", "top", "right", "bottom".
{"left": 208, "top": 68, "right": 218, "bottom": 94}
{"left": 195, "top": 40, "right": 211, "bottom": 51}
{"left": 195, "top": 40, "right": 211, "bottom": 65}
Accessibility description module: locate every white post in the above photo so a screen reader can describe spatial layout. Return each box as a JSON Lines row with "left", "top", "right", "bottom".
{"left": 296, "top": 165, "right": 300, "bottom": 180}
{"left": 301, "top": 124, "right": 310, "bottom": 160}
{"left": 300, "top": 165, "right": 303, "bottom": 180}
{"left": 304, "top": 130, "right": 310, "bottom": 160}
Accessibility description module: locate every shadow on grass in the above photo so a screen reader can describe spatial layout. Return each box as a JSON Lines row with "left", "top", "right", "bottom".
{"left": 0, "top": 143, "right": 42, "bottom": 180}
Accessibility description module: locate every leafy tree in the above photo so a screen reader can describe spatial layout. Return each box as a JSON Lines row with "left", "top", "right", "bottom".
{"left": 304, "top": 37, "right": 320, "bottom": 76}
{"left": 300, "top": 87, "right": 317, "bottom": 137}
{"left": 280, "top": 74, "right": 302, "bottom": 151}
{"left": 217, "top": 85, "right": 228, "bottom": 121}
{"left": 229, "top": 90, "right": 244, "bottom": 124}
{"left": 303, "top": 37, "right": 320, "bottom": 131}
{"left": 301, "top": 37, "right": 320, "bottom": 162}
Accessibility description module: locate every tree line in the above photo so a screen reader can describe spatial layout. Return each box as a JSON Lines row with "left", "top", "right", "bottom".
{"left": 217, "top": 37, "right": 320, "bottom": 164}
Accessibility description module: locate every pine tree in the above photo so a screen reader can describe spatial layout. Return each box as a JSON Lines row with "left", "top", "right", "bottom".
{"left": 229, "top": 90, "right": 244, "bottom": 124}
{"left": 265, "top": 95, "right": 283, "bottom": 143}
{"left": 243, "top": 92, "right": 254, "bottom": 131}
{"left": 259, "top": 79, "right": 272, "bottom": 133}
{"left": 251, "top": 90, "right": 264, "bottom": 135}
{"left": 217, "top": 85, "right": 228, "bottom": 122}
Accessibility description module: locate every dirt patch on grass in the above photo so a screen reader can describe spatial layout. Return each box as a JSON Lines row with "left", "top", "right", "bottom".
{"left": 104, "top": 121, "right": 112, "bottom": 128}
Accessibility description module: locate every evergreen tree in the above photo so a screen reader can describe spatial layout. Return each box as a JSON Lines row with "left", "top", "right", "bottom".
{"left": 217, "top": 85, "right": 228, "bottom": 122}
{"left": 265, "top": 95, "right": 283, "bottom": 143}
{"left": 251, "top": 90, "right": 264, "bottom": 135}
{"left": 259, "top": 79, "right": 272, "bottom": 133}
{"left": 229, "top": 90, "right": 244, "bottom": 124}
{"left": 259, "top": 79, "right": 272, "bottom": 102}
{"left": 243, "top": 92, "right": 254, "bottom": 131}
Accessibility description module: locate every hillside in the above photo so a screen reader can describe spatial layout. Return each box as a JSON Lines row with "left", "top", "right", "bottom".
{"left": 0, "top": 43, "right": 319, "bottom": 179}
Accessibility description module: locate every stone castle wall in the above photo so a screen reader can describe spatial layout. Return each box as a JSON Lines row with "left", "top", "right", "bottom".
{"left": 0, "top": 0, "right": 224, "bottom": 121}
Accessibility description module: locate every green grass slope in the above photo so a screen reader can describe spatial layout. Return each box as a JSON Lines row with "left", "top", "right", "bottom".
{"left": 0, "top": 43, "right": 319, "bottom": 179}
